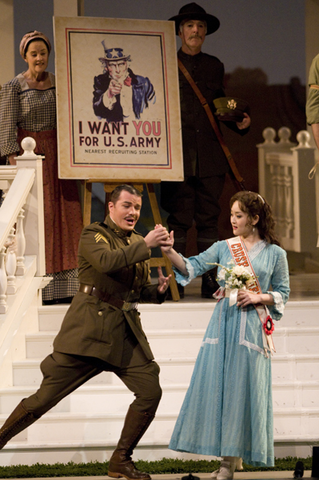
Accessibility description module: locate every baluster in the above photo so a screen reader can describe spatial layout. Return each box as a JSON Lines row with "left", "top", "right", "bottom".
{"left": 269, "top": 164, "right": 279, "bottom": 223}
{"left": 0, "top": 247, "right": 8, "bottom": 313}
{"left": 16, "top": 208, "right": 26, "bottom": 276}
{"left": 277, "top": 166, "right": 284, "bottom": 231}
{"left": 283, "top": 165, "right": 294, "bottom": 239}
{"left": 261, "top": 127, "right": 277, "bottom": 145}
{"left": 6, "top": 227, "right": 17, "bottom": 294}
{"left": 295, "top": 130, "right": 312, "bottom": 148}
{"left": 278, "top": 126, "right": 293, "bottom": 145}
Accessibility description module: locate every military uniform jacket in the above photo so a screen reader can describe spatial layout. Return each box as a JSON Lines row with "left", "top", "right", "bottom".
{"left": 53, "top": 216, "right": 164, "bottom": 367}
{"left": 306, "top": 53, "right": 319, "bottom": 125}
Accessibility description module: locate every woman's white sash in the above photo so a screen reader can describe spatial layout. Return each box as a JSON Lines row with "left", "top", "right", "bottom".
{"left": 226, "top": 236, "right": 275, "bottom": 356}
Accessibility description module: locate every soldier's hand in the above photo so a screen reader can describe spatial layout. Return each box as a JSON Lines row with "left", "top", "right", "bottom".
{"left": 144, "top": 225, "right": 170, "bottom": 249}
{"left": 157, "top": 267, "right": 171, "bottom": 294}
{"left": 236, "top": 112, "right": 251, "bottom": 130}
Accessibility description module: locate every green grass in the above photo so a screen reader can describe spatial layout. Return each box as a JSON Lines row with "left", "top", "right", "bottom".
{"left": 0, "top": 457, "right": 312, "bottom": 478}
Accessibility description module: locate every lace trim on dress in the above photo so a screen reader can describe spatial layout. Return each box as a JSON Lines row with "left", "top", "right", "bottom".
{"left": 173, "top": 254, "right": 195, "bottom": 287}
{"left": 267, "top": 291, "right": 284, "bottom": 316}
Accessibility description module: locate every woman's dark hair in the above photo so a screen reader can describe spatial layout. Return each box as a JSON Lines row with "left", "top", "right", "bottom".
{"left": 25, "top": 38, "right": 51, "bottom": 56}
{"left": 230, "top": 191, "right": 280, "bottom": 246}
{"left": 110, "top": 184, "right": 142, "bottom": 203}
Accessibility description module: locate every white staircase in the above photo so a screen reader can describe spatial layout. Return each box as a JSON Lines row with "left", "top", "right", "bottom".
{"left": 0, "top": 298, "right": 318, "bottom": 466}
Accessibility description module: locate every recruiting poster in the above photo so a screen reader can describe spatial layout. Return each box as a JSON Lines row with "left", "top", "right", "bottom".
{"left": 54, "top": 16, "right": 183, "bottom": 181}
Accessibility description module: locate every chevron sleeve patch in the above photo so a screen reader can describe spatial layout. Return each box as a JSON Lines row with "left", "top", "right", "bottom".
{"left": 94, "top": 232, "right": 109, "bottom": 244}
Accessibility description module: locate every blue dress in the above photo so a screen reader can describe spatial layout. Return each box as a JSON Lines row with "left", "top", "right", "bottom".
{"left": 169, "top": 239, "right": 290, "bottom": 467}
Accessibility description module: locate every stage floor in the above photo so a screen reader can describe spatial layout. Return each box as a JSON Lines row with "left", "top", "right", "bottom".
{"left": 16, "top": 473, "right": 312, "bottom": 480}
{"left": 152, "top": 475, "right": 312, "bottom": 480}
{"left": 164, "top": 273, "right": 319, "bottom": 303}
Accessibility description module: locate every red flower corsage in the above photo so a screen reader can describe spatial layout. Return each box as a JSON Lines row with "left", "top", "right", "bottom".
{"left": 263, "top": 315, "right": 275, "bottom": 335}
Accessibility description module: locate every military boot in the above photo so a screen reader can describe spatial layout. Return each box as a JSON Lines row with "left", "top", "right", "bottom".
{"left": 108, "top": 407, "right": 154, "bottom": 480}
{"left": 0, "top": 401, "right": 38, "bottom": 449}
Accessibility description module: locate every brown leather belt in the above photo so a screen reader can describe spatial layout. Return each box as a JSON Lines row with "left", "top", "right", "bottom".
{"left": 79, "top": 284, "right": 138, "bottom": 311}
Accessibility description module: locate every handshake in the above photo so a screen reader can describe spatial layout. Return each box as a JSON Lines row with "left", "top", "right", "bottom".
{"left": 144, "top": 224, "right": 174, "bottom": 251}
{"left": 143, "top": 224, "right": 174, "bottom": 294}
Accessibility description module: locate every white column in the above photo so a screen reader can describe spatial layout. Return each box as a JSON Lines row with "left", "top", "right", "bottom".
{"left": 0, "top": 0, "right": 14, "bottom": 86}
{"left": 53, "top": 0, "right": 83, "bottom": 16}
{"left": 305, "top": 0, "right": 319, "bottom": 251}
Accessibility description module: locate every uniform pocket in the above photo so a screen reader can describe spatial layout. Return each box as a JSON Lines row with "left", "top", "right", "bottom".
{"left": 80, "top": 296, "right": 124, "bottom": 345}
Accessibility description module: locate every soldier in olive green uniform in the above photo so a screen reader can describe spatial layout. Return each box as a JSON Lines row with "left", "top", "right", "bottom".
{"left": 0, "top": 185, "right": 171, "bottom": 480}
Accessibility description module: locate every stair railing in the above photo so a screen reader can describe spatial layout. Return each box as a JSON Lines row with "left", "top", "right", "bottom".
{"left": 0, "top": 137, "right": 45, "bottom": 314}
{"left": 258, "top": 128, "right": 317, "bottom": 252}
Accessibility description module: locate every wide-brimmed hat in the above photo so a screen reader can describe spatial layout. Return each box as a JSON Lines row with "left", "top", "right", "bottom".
{"left": 169, "top": 2, "right": 220, "bottom": 35}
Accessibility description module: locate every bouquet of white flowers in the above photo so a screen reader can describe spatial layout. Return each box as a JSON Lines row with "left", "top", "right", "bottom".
{"left": 208, "top": 260, "right": 257, "bottom": 306}
{"left": 215, "top": 260, "right": 256, "bottom": 290}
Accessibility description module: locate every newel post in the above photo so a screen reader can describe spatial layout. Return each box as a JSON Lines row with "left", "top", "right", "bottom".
{"left": 15, "top": 137, "right": 45, "bottom": 276}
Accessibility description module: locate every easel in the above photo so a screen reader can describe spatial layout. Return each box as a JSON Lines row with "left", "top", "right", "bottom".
{"left": 82, "top": 180, "right": 180, "bottom": 301}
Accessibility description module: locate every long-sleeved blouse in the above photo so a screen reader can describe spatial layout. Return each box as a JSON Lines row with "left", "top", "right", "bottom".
{"left": 0, "top": 72, "right": 56, "bottom": 156}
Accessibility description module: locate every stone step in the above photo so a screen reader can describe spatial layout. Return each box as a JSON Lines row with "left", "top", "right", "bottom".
{"left": 12, "top": 351, "right": 319, "bottom": 387}
{"left": 25, "top": 323, "right": 319, "bottom": 362}
{"left": 13, "top": 351, "right": 319, "bottom": 386}
{"left": 0, "top": 384, "right": 187, "bottom": 415}
{"left": 2, "top": 298, "right": 318, "bottom": 465}
{"left": 37, "top": 303, "right": 214, "bottom": 332}
{"left": 37, "top": 300, "right": 319, "bottom": 333}
{"left": 1, "top": 406, "right": 318, "bottom": 449}
{"left": 11, "top": 357, "right": 201, "bottom": 387}
{"left": 273, "top": 326, "right": 319, "bottom": 354}
{"left": 24, "top": 329, "right": 205, "bottom": 359}
{"left": 278, "top": 300, "right": 319, "bottom": 327}
{"left": 1, "top": 378, "right": 319, "bottom": 416}
{"left": 272, "top": 380, "right": 319, "bottom": 408}
{"left": 271, "top": 353, "right": 319, "bottom": 382}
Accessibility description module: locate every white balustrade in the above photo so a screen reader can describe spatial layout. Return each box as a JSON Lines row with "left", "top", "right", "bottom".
{"left": 258, "top": 128, "right": 317, "bottom": 252}
{"left": 15, "top": 209, "right": 26, "bottom": 276}
{"left": 0, "top": 136, "right": 44, "bottom": 314}
{"left": 6, "top": 227, "right": 17, "bottom": 295}
{"left": 0, "top": 247, "right": 8, "bottom": 313}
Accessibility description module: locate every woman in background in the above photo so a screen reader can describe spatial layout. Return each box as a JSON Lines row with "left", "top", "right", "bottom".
{"left": 0, "top": 30, "right": 83, "bottom": 304}
{"left": 161, "top": 191, "right": 290, "bottom": 480}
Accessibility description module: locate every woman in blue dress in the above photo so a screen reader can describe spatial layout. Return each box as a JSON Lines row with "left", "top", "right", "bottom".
{"left": 161, "top": 191, "right": 290, "bottom": 480}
